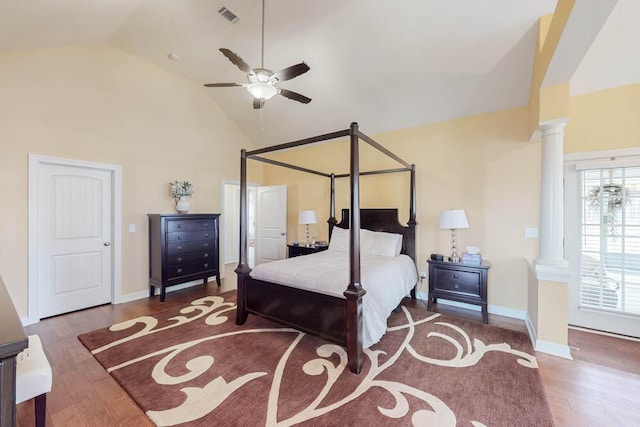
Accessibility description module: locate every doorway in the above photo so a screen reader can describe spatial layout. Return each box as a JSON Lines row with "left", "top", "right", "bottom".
{"left": 28, "top": 155, "right": 122, "bottom": 323}
{"left": 223, "top": 182, "right": 257, "bottom": 268}
{"left": 565, "top": 150, "right": 640, "bottom": 337}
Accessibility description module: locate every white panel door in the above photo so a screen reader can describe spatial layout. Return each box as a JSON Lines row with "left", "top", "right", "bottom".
{"left": 255, "top": 185, "right": 287, "bottom": 265}
{"left": 38, "top": 163, "right": 113, "bottom": 318}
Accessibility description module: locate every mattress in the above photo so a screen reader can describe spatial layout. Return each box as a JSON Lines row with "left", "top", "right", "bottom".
{"left": 249, "top": 250, "right": 418, "bottom": 347}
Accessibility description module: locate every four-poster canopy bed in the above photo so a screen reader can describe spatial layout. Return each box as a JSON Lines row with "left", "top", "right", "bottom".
{"left": 235, "top": 122, "right": 418, "bottom": 374}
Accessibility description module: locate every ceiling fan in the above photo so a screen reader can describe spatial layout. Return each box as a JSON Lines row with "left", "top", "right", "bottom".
{"left": 204, "top": 0, "right": 311, "bottom": 109}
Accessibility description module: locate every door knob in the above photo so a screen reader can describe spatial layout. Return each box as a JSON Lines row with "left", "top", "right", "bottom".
{"left": 104, "top": 242, "right": 111, "bottom": 246}
{"left": 281, "top": 232, "right": 286, "bottom": 236}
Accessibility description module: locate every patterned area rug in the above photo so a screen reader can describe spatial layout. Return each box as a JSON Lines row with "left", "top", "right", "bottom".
{"left": 78, "top": 291, "right": 553, "bottom": 426}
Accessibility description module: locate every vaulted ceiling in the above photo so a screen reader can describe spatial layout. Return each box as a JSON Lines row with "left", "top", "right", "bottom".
{"left": 2, "top": 0, "right": 638, "bottom": 146}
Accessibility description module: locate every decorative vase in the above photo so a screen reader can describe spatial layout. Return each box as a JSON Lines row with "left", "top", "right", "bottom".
{"left": 175, "top": 196, "right": 190, "bottom": 214}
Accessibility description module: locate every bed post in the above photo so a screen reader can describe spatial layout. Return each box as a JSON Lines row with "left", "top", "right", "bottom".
{"left": 235, "top": 149, "right": 250, "bottom": 324}
{"left": 344, "top": 122, "right": 365, "bottom": 374}
{"left": 328, "top": 173, "right": 337, "bottom": 238}
{"left": 408, "top": 163, "right": 418, "bottom": 299}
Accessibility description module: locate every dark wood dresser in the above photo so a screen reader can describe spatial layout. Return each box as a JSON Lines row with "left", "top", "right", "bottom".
{"left": 427, "top": 259, "right": 490, "bottom": 323}
{"left": 148, "top": 214, "right": 220, "bottom": 302}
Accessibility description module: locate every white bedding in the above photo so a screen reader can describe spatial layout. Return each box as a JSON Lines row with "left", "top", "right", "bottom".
{"left": 249, "top": 250, "right": 418, "bottom": 347}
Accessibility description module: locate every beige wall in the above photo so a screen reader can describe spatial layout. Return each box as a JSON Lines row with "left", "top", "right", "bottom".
{"left": 537, "top": 279, "right": 569, "bottom": 344}
{"left": 263, "top": 107, "right": 542, "bottom": 311}
{"left": 263, "top": 83, "right": 640, "bottom": 315}
{"left": 565, "top": 83, "right": 640, "bottom": 153}
{"left": 0, "top": 45, "right": 256, "bottom": 316}
{"left": 2, "top": 44, "right": 637, "bottom": 321}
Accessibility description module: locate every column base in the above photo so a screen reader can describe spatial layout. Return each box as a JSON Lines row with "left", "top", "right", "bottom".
{"left": 534, "top": 259, "right": 570, "bottom": 283}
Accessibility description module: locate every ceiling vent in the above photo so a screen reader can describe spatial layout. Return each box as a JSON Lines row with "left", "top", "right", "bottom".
{"left": 217, "top": 7, "right": 240, "bottom": 24}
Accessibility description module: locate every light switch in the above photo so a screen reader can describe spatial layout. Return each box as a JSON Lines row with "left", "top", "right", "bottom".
{"left": 524, "top": 227, "right": 538, "bottom": 238}
{"left": 128, "top": 224, "right": 136, "bottom": 233}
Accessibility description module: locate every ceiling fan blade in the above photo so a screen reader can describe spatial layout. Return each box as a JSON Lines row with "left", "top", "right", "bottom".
{"left": 219, "top": 48, "right": 252, "bottom": 73}
{"left": 253, "top": 98, "right": 265, "bottom": 109}
{"left": 279, "top": 89, "right": 311, "bottom": 104}
{"left": 273, "top": 62, "right": 310, "bottom": 82}
{"left": 203, "top": 83, "right": 243, "bottom": 87}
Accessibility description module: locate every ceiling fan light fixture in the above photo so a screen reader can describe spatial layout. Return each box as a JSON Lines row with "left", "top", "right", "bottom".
{"left": 247, "top": 82, "right": 278, "bottom": 100}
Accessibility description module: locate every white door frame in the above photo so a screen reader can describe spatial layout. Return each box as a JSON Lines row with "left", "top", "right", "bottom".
{"left": 27, "top": 154, "right": 122, "bottom": 325}
{"left": 220, "top": 179, "right": 259, "bottom": 269}
{"left": 564, "top": 147, "right": 640, "bottom": 336}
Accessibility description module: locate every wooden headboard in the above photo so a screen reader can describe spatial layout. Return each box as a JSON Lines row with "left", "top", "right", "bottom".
{"left": 331, "top": 208, "right": 416, "bottom": 262}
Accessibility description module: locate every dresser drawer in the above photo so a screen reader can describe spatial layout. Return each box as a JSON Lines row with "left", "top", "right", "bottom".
{"left": 167, "top": 240, "right": 215, "bottom": 255}
{"left": 433, "top": 268, "right": 481, "bottom": 296}
{"left": 166, "top": 250, "right": 213, "bottom": 266}
{"left": 167, "top": 261, "right": 217, "bottom": 279}
{"left": 167, "top": 230, "right": 215, "bottom": 243}
{"left": 167, "top": 219, "right": 217, "bottom": 232}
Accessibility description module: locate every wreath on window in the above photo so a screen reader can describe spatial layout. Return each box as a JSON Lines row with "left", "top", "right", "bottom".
{"left": 586, "top": 183, "right": 630, "bottom": 237}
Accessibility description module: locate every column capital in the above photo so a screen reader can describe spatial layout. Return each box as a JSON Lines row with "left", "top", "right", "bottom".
{"left": 539, "top": 118, "right": 569, "bottom": 137}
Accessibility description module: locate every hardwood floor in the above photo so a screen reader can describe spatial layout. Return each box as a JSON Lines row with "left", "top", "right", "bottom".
{"left": 17, "top": 269, "right": 640, "bottom": 426}
{"left": 17, "top": 275, "right": 236, "bottom": 427}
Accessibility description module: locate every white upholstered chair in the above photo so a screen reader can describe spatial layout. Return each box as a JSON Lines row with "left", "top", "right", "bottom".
{"left": 16, "top": 335, "right": 52, "bottom": 427}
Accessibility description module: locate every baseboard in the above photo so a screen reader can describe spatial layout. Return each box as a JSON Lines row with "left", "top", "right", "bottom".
{"left": 22, "top": 280, "right": 210, "bottom": 325}
{"left": 568, "top": 325, "right": 640, "bottom": 343}
{"left": 533, "top": 339, "right": 573, "bottom": 360}
{"left": 526, "top": 313, "right": 573, "bottom": 359}
{"left": 488, "top": 304, "right": 527, "bottom": 320}
{"left": 525, "top": 314, "right": 538, "bottom": 347}
{"left": 21, "top": 315, "right": 36, "bottom": 327}
{"left": 416, "top": 292, "right": 526, "bottom": 320}
{"left": 115, "top": 280, "right": 204, "bottom": 304}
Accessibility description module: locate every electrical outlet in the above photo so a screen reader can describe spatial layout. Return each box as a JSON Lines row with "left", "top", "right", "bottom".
{"left": 420, "top": 271, "right": 427, "bottom": 279}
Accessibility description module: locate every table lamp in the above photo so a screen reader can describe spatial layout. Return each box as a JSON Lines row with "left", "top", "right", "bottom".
{"left": 438, "top": 209, "right": 469, "bottom": 262}
{"left": 298, "top": 210, "right": 318, "bottom": 247}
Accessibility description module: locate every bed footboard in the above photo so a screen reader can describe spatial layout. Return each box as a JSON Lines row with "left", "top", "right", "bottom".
{"left": 244, "top": 277, "right": 346, "bottom": 345}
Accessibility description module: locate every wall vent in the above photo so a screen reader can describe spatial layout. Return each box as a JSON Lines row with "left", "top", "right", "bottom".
{"left": 217, "top": 7, "right": 240, "bottom": 24}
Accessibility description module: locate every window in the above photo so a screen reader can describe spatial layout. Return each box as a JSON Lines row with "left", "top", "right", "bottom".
{"left": 580, "top": 166, "right": 640, "bottom": 315}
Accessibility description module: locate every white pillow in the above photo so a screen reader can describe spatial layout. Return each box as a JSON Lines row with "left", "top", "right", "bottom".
{"left": 362, "top": 229, "right": 403, "bottom": 257}
{"left": 328, "top": 227, "right": 349, "bottom": 252}
{"left": 330, "top": 228, "right": 402, "bottom": 257}
{"left": 328, "top": 227, "right": 375, "bottom": 254}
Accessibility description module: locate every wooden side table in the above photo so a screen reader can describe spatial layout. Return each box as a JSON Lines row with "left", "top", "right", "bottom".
{"left": 287, "top": 244, "right": 328, "bottom": 258}
{"left": 427, "top": 259, "right": 490, "bottom": 323}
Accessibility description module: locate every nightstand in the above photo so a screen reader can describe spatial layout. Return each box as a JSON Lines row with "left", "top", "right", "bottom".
{"left": 287, "top": 244, "right": 328, "bottom": 258}
{"left": 427, "top": 259, "right": 490, "bottom": 324}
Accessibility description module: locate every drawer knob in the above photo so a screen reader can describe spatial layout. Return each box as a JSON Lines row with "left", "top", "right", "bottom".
{"left": 204, "top": 233, "right": 209, "bottom": 238}
{"left": 204, "top": 223, "right": 209, "bottom": 227}
{"left": 177, "top": 257, "right": 182, "bottom": 262}
{"left": 177, "top": 246, "right": 182, "bottom": 251}
{"left": 204, "top": 253, "right": 209, "bottom": 258}
{"left": 453, "top": 274, "right": 459, "bottom": 279}
{"left": 177, "top": 268, "right": 182, "bottom": 274}
{"left": 204, "top": 263, "right": 209, "bottom": 268}
{"left": 203, "top": 243, "right": 209, "bottom": 248}
{"left": 178, "top": 235, "right": 183, "bottom": 240}
{"left": 177, "top": 224, "right": 183, "bottom": 229}
{"left": 453, "top": 283, "right": 460, "bottom": 289}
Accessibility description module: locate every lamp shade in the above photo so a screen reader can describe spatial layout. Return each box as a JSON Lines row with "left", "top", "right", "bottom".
{"left": 438, "top": 209, "right": 469, "bottom": 230}
{"left": 298, "top": 210, "right": 318, "bottom": 225}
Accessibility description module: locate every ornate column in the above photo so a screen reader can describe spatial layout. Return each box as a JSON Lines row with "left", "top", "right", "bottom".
{"left": 527, "top": 119, "right": 572, "bottom": 360}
